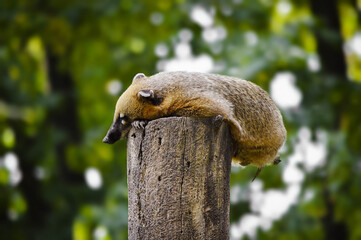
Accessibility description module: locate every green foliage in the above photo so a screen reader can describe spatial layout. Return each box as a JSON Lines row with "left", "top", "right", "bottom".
{"left": 1, "top": 0, "right": 361, "bottom": 239}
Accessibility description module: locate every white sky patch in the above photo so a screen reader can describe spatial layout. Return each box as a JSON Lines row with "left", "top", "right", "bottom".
{"left": 284, "top": 150, "right": 303, "bottom": 166}
{"left": 270, "top": 72, "right": 302, "bottom": 110}
{"left": 245, "top": 31, "right": 258, "bottom": 46}
{"left": 106, "top": 79, "right": 122, "bottom": 96}
{"left": 277, "top": 1, "right": 292, "bottom": 15}
{"left": 10, "top": 169, "right": 22, "bottom": 186}
{"left": 231, "top": 127, "right": 328, "bottom": 239}
{"left": 249, "top": 180, "right": 300, "bottom": 220}
{"left": 257, "top": 190, "right": 294, "bottom": 220}
{"left": 279, "top": 141, "right": 288, "bottom": 154}
{"left": 3, "top": 152, "right": 22, "bottom": 186}
{"left": 155, "top": 43, "right": 169, "bottom": 58}
{"left": 190, "top": 6, "right": 214, "bottom": 28}
{"left": 157, "top": 9, "right": 219, "bottom": 72}
{"left": 286, "top": 183, "right": 301, "bottom": 205}
{"left": 231, "top": 214, "right": 271, "bottom": 240}
{"left": 230, "top": 185, "right": 242, "bottom": 204}
{"left": 283, "top": 164, "right": 305, "bottom": 184}
{"left": 299, "top": 126, "right": 311, "bottom": 141}
{"left": 179, "top": 29, "right": 193, "bottom": 42}
{"left": 158, "top": 54, "right": 214, "bottom": 73}
{"left": 175, "top": 43, "right": 192, "bottom": 58}
{"left": 85, "top": 167, "right": 103, "bottom": 190}
{"left": 157, "top": 28, "right": 215, "bottom": 73}
{"left": 344, "top": 32, "right": 361, "bottom": 56}
{"left": 303, "top": 141, "right": 327, "bottom": 172}
{"left": 351, "top": 34, "right": 361, "bottom": 55}
{"left": 232, "top": 183, "right": 301, "bottom": 239}
{"left": 297, "top": 127, "right": 327, "bottom": 172}
{"left": 4, "top": 152, "right": 18, "bottom": 172}
{"left": 94, "top": 226, "right": 108, "bottom": 240}
{"left": 287, "top": 127, "right": 327, "bottom": 175}
{"left": 250, "top": 179, "right": 263, "bottom": 192}
{"left": 202, "top": 26, "right": 227, "bottom": 43}
{"left": 307, "top": 54, "right": 321, "bottom": 72}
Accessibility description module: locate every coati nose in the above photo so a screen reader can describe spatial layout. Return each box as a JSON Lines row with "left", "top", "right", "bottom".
{"left": 103, "top": 121, "right": 122, "bottom": 144}
{"left": 102, "top": 136, "right": 111, "bottom": 144}
{"left": 102, "top": 132, "right": 119, "bottom": 144}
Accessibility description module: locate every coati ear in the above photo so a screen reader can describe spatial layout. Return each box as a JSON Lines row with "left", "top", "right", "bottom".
{"left": 137, "top": 90, "right": 163, "bottom": 106}
{"left": 137, "top": 89, "right": 154, "bottom": 99}
{"left": 133, "top": 73, "right": 146, "bottom": 83}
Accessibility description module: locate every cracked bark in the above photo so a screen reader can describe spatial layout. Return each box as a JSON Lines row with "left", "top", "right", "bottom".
{"left": 127, "top": 117, "right": 232, "bottom": 240}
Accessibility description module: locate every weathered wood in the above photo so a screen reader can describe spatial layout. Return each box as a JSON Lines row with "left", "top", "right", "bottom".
{"left": 127, "top": 117, "right": 232, "bottom": 240}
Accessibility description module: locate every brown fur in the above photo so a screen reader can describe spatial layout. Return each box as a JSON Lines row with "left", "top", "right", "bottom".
{"left": 112, "top": 72, "right": 286, "bottom": 167}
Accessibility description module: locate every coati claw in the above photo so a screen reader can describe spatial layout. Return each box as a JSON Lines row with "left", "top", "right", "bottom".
{"left": 131, "top": 121, "right": 140, "bottom": 129}
{"left": 273, "top": 156, "right": 281, "bottom": 165}
{"left": 139, "top": 120, "right": 147, "bottom": 129}
{"left": 213, "top": 115, "right": 224, "bottom": 128}
{"left": 131, "top": 120, "right": 148, "bottom": 129}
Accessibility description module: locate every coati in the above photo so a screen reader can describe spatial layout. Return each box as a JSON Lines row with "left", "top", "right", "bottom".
{"left": 103, "top": 72, "right": 286, "bottom": 177}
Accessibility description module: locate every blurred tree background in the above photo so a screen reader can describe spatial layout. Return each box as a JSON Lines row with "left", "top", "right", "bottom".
{"left": 1, "top": 0, "right": 361, "bottom": 239}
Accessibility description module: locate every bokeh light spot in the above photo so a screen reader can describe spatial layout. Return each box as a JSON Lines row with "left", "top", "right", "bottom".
{"left": 190, "top": 6, "right": 214, "bottom": 28}
{"left": 277, "top": 1, "right": 292, "bottom": 15}
{"left": 2, "top": 127, "right": 15, "bottom": 148}
{"left": 85, "top": 167, "right": 103, "bottom": 190}
{"left": 106, "top": 79, "right": 122, "bottom": 96}
{"left": 270, "top": 72, "right": 302, "bottom": 109}
{"left": 130, "top": 38, "right": 145, "bottom": 54}
{"left": 155, "top": 43, "right": 169, "bottom": 58}
{"left": 150, "top": 12, "right": 164, "bottom": 25}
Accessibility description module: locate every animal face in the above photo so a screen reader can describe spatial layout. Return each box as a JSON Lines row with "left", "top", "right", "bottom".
{"left": 103, "top": 73, "right": 164, "bottom": 144}
{"left": 102, "top": 113, "right": 131, "bottom": 144}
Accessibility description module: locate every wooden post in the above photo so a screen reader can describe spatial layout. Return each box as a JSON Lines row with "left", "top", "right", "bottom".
{"left": 127, "top": 117, "right": 232, "bottom": 240}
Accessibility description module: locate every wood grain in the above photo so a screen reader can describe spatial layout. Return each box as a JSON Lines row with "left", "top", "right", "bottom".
{"left": 127, "top": 117, "right": 232, "bottom": 240}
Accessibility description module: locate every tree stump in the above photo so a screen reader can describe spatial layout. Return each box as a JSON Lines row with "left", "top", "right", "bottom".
{"left": 127, "top": 117, "right": 232, "bottom": 240}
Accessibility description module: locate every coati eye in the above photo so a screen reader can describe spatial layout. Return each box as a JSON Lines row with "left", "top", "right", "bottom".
{"left": 118, "top": 113, "right": 128, "bottom": 125}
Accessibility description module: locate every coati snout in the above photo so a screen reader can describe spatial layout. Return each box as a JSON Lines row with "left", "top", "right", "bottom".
{"left": 103, "top": 115, "right": 131, "bottom": 144}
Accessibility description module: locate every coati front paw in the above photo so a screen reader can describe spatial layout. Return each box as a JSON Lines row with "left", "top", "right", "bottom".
{"left": 131, "top": 120, "right": 148, "bottom": 129}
